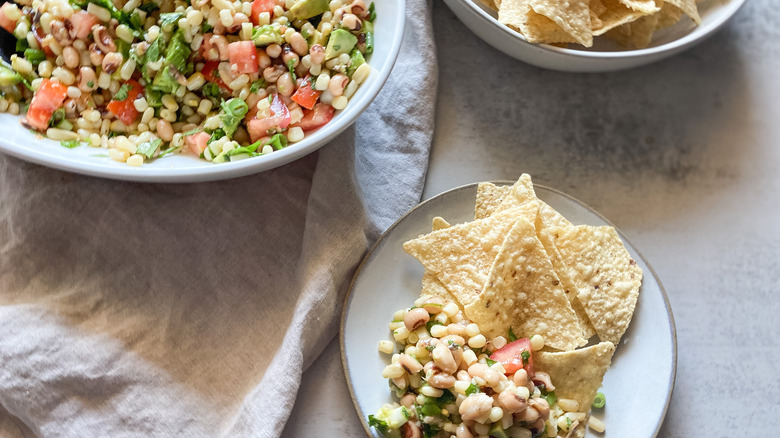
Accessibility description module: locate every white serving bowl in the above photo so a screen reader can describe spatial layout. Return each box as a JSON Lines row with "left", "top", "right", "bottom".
{"left": 0, "top": 1, "right": 405, "bottom": 182}
{"left": 443, "top": 0, "right": 746, "bottom": 72}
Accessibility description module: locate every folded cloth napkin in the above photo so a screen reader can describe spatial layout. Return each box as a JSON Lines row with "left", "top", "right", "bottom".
{"left": 0, "top": 1, "right": 437, "bottom": 436}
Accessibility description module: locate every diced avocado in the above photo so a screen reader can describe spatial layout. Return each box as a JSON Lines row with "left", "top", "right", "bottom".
{"left": 324, "top": 28, "right": 358, "bottom": 60}
{"left": 489, "top": 422, "right": 509, "bottom": 438}
{"left": 0, "top": 63, "right": 22, "bottom": 87}
{"left": 252, "top": 24, "right": 285, "bottom": 46}
{"left": 289, "top": 0, "right": 329, "bottom": 20}
{"left": 307, "top": 29, "right": 328, "bottom": 47}
{"left": 212, "top": 150, "right": 229, "bottom": 163}
{"left": 347, "top": 48, "right": 365, "bottom": 77}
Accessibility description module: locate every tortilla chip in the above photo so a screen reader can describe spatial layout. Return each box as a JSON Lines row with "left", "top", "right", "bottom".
{"left": 654, "top": 1, "right": 685, "bottom": 28}
{"left": 403, "top": 202, "right": 541, "bottom": 307}
{"left": 528, "top": 0, "right": 594, "bottom": 47}
{"left": 475, "top": 183, "right": 511, "bottom": 220}
{"left": 551, "top": 225, "right": 642, "bottom": 344}
{"left": 605, "top": 10, "right": 660, "bottom": 48}
{"left": 464, "top": 217, "right": 585, "bottom": 351}
{"left": 664, "top": 0, "right": 700, "bottom": 24}
{"left": 533, "top": 341, "right": 615, "bottom": 412}
{"left": 618, "top": 0, "right": 660, "bottom": 15}
{"left": 432, "top": 216, "right": 451, "bottom": 231}
{"left": 420, "top": 272, "right": 462, "bottom": 308}
{"left": 591, "top": 0, "right": 646, "bottom": 36}
{"left": 499, "top": 0, "right": 581, "bottom": 45}
{"left": 538, "top": 227, "right": 596, "bottom": 340}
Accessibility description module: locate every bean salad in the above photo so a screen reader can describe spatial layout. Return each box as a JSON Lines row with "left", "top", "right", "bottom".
{"left": 0, "top": 0, "right": 374, "bottom": 165}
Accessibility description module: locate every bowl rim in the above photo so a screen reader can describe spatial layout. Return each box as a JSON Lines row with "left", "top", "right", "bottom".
{"left": 0, "top": 0, "right": 406, "bottom": 183}
{"left": 458, "top": 0, "right": 747, "bottom": 59}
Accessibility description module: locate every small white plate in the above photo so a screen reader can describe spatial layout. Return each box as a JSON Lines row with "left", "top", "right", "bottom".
{"left": 341, "top": 182, "right": 676, "bottom": 437}
{"left": 0, "top": 0, "right": 405, "bottom": 182}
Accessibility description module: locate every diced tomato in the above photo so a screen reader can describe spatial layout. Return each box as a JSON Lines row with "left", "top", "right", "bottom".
{"left": 247, "top": 94, "right": 292, "bottom": 142}
{"left": 67, "top": 11, "right": 99, "bottom": 40}
{"left": 250, "top": 0, "right": 276, "bottom": 24}
{"left": 490, "top": 338, "right": 535, "bottom": 377}
{"left": 24, "top": 79, "right": 69, "bottom": 131}
{"left": 0, "top": 3, "right": 19, "bottom": 33}
{"left": 106, "top": 79, "right": 144, "bottom": 126}
{"left": 295, "top": 103, "right": 335, "bottom": 132}
{"left": 228, "top": 41, "right": 259, "bottom": 75}
{"left": 185, "top": 132, "right": 210, "bottom": 156}
{"left": 290, "top": 75, "right": 321, "bottom": 110}
{"left": 201, "top": 61, "right": 230, "bottom": 90}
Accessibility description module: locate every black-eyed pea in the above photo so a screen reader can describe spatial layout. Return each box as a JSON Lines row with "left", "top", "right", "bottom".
{"left": 529, "top": 397, "right": 551, "bottom": 421}
{"left": 498, "top": 388, "right": 528, "bottom": 413}
{"left": 468, "top": 363, "right": 500, "bottom": 388}
{"left": 458, "top": 393, "right": 494, "bottom": 423}
{"left": 428, "top": 372, "right": 456, "bottom": 389}
{"left": 398, "top": 354, "right": 422, "bottom": 374}
{"left": 532, "top": 371, "right": 555, "bottom": 392}
{"left": 403, "top": 307, "right": 429, "bottom": 332}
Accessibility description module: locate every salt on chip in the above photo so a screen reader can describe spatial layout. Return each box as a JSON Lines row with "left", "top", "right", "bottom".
{"left": 464, "top": 217, "right": 585, "bottom": 351}
{"left": 532, "top": 341, "right": 615, "bottom": 417}
{"left": 499, "top": 0, "right": 581, "bottom": 46}
{"left": 475, "top": 182, "right": 511, "bottom": 220}
{"left": 403, "top": 202, "right": 541, "bottom": 307}
{"left": 550, "top": 225, "right": 642, "bottom": 345}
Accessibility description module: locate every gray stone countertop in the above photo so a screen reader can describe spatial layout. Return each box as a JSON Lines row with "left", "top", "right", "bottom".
{"left": 282, "top": 1, "right": 780, "bottom": 437}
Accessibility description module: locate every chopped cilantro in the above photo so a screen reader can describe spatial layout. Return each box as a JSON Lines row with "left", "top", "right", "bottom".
{"left": 286, "top": 59, "right": 297, "bottom": 81}
{"left": 436, "top": 390, "right": 455, "bottom": 405}
{"left": 592, "top": 391, "right": 606, "bottom": 408}
{"left": 202, "top": 83, "right": 221, "bottom": 100}
{"left": 15, "top": 37, "right": 28, "bottom": 53}
{"left": 521, "top": 350, "right": 530, "bottom": 362}
{"left": 136, "top": 138, "right": 162, "bottom": 159}
{"left": 566, "top": 416, "right": 573, "bottom": 427}
{"left": 137, "top": 2, "right": 159, "bottom": 13}
{"left": 465, "top": 383, "right": 479, "bottom": 396}
{"left": 114, "top": 83, "right": 132, "bottom": 101}
{"left": 485, "top": 357, "right": 496, "bottom": 367}
{"left": 544, "top": 390, "right": 557, "bottom": 407}
{"left": 60, "top": 139, "right": 80, "bottom": 149}
{"left": 367, "top": 415, "right": 388, "bottom": 434}
{"left": 426, "top": 320, "right": 442, "bottom": 333}
{"left": 48, "top": 108, "right": 65, "bottom": 127}
{"left": 508, "top": 327, "right": 517, "bottom": 342}
{"left": 219, "top": 98, "right": 249, "bottom": 137}
{"left": 87, "top": 80, "right": 94, "bottom": 88}
{"left": 249, "top": 79, "right": 266, "bottom": 94}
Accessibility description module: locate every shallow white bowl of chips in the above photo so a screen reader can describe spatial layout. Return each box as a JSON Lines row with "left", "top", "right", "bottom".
{"left": 443, "top": 0, "right": 747, "bottom": 72}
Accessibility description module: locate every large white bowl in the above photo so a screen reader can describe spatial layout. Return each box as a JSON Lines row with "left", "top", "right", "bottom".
{"left": 443, "top": 0, "right": 746, "bottom": 72}
{"left": 0, "top": 1, "right": 405, "bottom": 182}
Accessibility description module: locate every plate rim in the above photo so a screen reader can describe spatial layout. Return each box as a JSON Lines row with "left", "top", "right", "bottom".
{"left": 339, "top": 181, "right": 677, "bottom": 437}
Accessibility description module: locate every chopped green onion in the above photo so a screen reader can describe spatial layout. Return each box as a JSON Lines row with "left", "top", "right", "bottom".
{"left": 465, "top": 383, "right": 480, "bottom": 396}
{"left": 23, "top": 49, "right": 46, "bottom": 66}
{"left": 219, "top": 98, "right": 249, "bottom": 137}
{"left": 544, "top": 391, "right": 557, "bottom": 407}
{"left": 60, "top": 139, "right": 80, "bottom": 149}
{"left": 592, "top": 392, "right": 606, "bottom": 408}
{"left": 136, "top": 138, "right": 162, "bottom": 159}
{"left": 368, "top": 2, "right": 376, "bottom": 21}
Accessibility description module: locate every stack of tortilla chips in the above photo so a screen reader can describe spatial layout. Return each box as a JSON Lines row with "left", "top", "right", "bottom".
{"left": 403, "top": 174, "right": 643, "bottom": 434}
{"left": 479, "top": 0, "right": 701, "bottom": 48}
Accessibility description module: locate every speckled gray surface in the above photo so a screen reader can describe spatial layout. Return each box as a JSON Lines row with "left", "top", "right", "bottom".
{"left": 283, "top": 1, "right": 780, "bottom": 437}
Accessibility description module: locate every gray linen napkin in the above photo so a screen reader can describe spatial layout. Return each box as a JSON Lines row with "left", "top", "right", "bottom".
{"left": 0, "top": 1, "right": 437, "bottom": 436}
